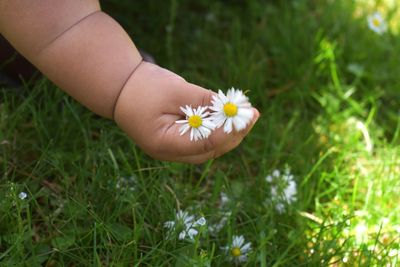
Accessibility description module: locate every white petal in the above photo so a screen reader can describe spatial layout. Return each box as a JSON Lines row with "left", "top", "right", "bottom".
{"left": 238, "top": 255, "right": 248, "bottom": 263}
{"left": 195, "top": 217, "right": 207, "bottom": 226}
{"left": 234, "top": 99, "right": 248, "bottom": 107}
{"left": 178, "top": 231, "right": 186, "bottom": 240}
{"left": 226, "top": 88, "right": 235, "bottom": 99}
{"left": 187, "top": 228, "right": 198, "bottom": 239}
{"left": 237, "top": 108, "right": 254, "bottom": 120}
{"left": 194, "top": 106, "right": 203, "bottom": 116}
{"left": 233, "top": 116, "right": 247, "bottom": 131}
{"left": 179, "top": 124, "right": 190, "bottom": 135}
{"left": 200, "top": 106, "right": 209, "bottom": 115}
{"left": 232, "top": 235, "right": 242, "bottom": 247}
{"left": 232, "top": 92, "right": 244, "bottom": 104}
{"left": 241, "top": 242, "right": 252, "bottom": 253}
{"left": 212, "top": 114, "right": 226, "bottom": 128}
{"left": 176, "top": 210, "right": 184, "bottom": 219}
{"left": 202, "top": 112, "right": 210, "bottom": 118}
{"left": 234, "top": 235, "right": 244, "bottom": 247}
{"left": 164, "top": 221, "right": 175, "bottom": 228}
{"left": 193, "top": 129, "right": 202, "bottom": 141}
{"left": 211, "top": 97, "right": 224, "bottom": 106}
{"left": 209, "top": 105, "right": 221, "bottom": 112}
{"left": 184, "top": 215, "right": 195, "bottom": 224}
{"left": 198, "top": 129, "right": 205, "bottom": 141}
{"left": 181, "top": 105, "right": 193, "bottom": 117}
{"left": 218, "top": 90, "right": 228, "bottom": 103}
{"left": 199, "top": 126, "right": 211, "bottom": 139}
{"left": 190, "top": 129, "right": 194, "bottom": 141}
{"left": 180, "top": 106, "right": 188, "bottom": 115}
{"left": 198, "top": 107, "right": 204, "bottom": 115}
{"left": 223, "top": 118, "right": 233, "bottom": 133}
{"left": 202, "top": 119, "right": 216, "bottom": 130}
{"left": 211, "top": 95, "right": 224, "bottom": 107}
{"left": 211, "top": 95, "right": 219, "bottom": 103}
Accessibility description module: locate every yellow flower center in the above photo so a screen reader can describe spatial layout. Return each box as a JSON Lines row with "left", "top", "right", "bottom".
{"left": 231, "top": 247, "right": 241, "bottom": 257}
{"left": 223, "top": 102, "right": 238, "bottom": 117}
{"left": 188, "top": 115, "right": 202, "bottom": 128}
{"left": 373, "top": 18, "right": 381, "bottom": 27}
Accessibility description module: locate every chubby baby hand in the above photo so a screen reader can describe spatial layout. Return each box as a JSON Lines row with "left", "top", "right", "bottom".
{"left": 114, "top": 62, "right": 259, "bottom": 164}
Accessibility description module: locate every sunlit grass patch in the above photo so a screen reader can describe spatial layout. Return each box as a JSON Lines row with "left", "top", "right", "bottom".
{"left": 305, "top": 144, "right": 400, "bottom": 266}
{"left": 311, "top": 93, "right": 400, "bottom": 265}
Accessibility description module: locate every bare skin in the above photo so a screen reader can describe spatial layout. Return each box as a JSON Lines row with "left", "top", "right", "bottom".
{"left": 0, "top": 0, "right": 260, "bottom": 164}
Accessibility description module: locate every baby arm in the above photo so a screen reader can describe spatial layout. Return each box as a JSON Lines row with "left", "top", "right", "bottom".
{"left": 0, "top": 0, "right": 259, "bottom": 163}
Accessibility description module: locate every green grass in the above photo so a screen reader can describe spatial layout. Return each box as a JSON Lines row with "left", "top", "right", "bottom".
{"left": 1, "top": 0, "right": 400, "bottom": 266}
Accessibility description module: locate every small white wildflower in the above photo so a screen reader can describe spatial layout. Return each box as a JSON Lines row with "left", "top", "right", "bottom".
{"left": 115, "top": 175, "right": 137, "bottom": 192}
{"left": 18, "top": 192, "right": 27, "bottom": 200}
{"left": 209, "top": 211, "right": 231, "bottom": 235}
{"left": 205, "top": 12, "right": 216, "bottom": 22}
{"left": 165, "top": 25, "right": 173, "bottom": 33}
{"left": 388, "top": 249, "right": 399, "bottom": 257}
{"left": 367, "top": 12, "right": 387, "bottom": 35}
{"left": 265, "top": 166, "right": 297, "bottom": 213}
{"left": 186, "top": 228, "right": 199, "bottom": 240}
{"left": 342, "top": 255, "right": 349, "bottom": 263}
{"left": 222, "top": 235, "right": 252, "bottom": 264}
{"left": 194, "top": 217, "right": 207, "bottom": 226}
{"left": 272, "top": 169, "right": 280, "bottom": 177}
{"left": 220, "top": 192, "right": 229, "bottom": 207}
{"left": 275, "top": 203, "right": 285, "bottom": 214}
{"left": 178, "top": 231, "right": 186, "bottom": 240}
{"left": 176, "top": 105, "right": 215, "bottom": 141}
{"left": 164, "top": 210, "right": 206, "bottom": 241}
{"left": 210, "top": 88, "right": 253, "bottom": 133}
{"left": 209, "top": 192, "right": 231, "bottom": 235}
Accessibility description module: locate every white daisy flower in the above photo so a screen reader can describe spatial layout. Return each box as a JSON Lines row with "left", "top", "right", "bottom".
{"left": 164, "top": 210, "right": 206, "bottom": 241}
{"left": 367, "top": 12, "right": 387, "bottom": 35}
{"left": 222, "top": 235, "right": 252, "bottom": 264}
{"left": 176, "top": 105, "right": 215, "bottom": 141}
{"left": 18, "top": 192, "right": 27, "bottom": 200}
{"left": 210, "top": 88, "right": 254, "bottom": 134}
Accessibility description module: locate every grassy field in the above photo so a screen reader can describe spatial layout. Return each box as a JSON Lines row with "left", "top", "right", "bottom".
{"left": 1, "top": 0, "right": 400, "bottom": 266}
